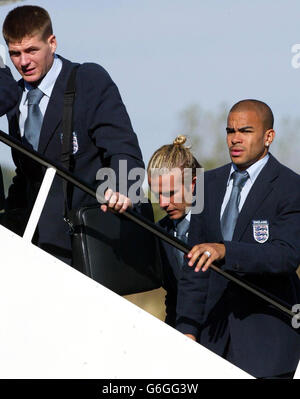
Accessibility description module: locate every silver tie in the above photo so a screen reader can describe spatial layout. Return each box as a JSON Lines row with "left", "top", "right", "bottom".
{"left": 23, "top": 88, "right": 44, "bottom": 151}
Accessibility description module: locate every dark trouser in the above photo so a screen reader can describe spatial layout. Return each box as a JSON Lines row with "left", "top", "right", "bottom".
{"left": 223, "top": 336, "right": 295, "bottom": 379}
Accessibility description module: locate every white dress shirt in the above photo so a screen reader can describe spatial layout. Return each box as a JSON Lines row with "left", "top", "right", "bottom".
{"left": 19, "top": 55, "right": 62, "bottom": 136}
{"left": 220, "top": 154, "right": 270, "bottom": 219}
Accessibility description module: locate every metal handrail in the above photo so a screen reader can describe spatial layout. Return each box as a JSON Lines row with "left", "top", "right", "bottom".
{"left": 0, "top": 129, "right": 297, "bottom": 320}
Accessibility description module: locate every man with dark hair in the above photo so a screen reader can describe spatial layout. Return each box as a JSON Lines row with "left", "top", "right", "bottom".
{"left": 176, "top": 99, "right": 300, "bottom": 378}
{"left": 2, "top": 5, "right": 145, "bottom": 264}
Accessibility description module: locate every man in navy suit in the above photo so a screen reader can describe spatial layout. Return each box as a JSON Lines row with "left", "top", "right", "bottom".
{"left": 176, "top": 100, "right": 300, "bottom": 378}
{"left": 2, "top": 6, "right": 144, "bottom": 264}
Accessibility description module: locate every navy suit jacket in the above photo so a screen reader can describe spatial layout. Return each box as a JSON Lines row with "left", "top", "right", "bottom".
{"left": 0, "top": 67, "right": 18, "bottom": 116}
{"left": 5, "top": 56, "right": 145, "bottom": 264}
{"left": 177, "top": 154, "right": 300, "bottom": 378}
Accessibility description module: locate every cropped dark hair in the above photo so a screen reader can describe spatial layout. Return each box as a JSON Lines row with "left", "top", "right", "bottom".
{"left": 229, "top": 99, "right": 274, "bottom": 130}
{"left": 3, "top": 5, "right": 53, "bottom": 44}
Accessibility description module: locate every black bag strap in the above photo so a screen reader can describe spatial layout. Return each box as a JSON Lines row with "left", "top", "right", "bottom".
{"left": 61, "top": 64, "right": 80, "bottom": 220}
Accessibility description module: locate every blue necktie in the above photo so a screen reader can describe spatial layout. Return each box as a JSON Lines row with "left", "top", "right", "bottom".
{"left": 173, "top": 217, "right": 189, "bottom": 270}
{"left": 23, "top": 88, "right": 44, "bottom": 151}
{"left": 221, "top": 171, "right": 249, "bottom": 241}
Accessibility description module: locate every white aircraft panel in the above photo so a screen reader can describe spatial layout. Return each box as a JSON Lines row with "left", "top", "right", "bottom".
{"left": 0, "top": 225, "right": 252, "bottom": 379}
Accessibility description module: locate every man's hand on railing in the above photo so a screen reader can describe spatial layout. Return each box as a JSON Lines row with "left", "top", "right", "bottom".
{"left": 185, "top": 334, "right": 197, "bottom": 342}
{"left": 100, "top": 188, "right": 133, "bottom": 214}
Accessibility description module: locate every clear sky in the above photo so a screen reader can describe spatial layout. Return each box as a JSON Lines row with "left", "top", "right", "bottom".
{"left": 0, "top": 0, "right": 300, "bottom": 170}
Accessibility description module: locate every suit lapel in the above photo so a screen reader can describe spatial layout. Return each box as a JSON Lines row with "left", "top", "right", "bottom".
{"left": 233, "top": 154, "right": 279, "bottom": 241}
{"left": 38, "top": 56, "right": 74, "bottom": 154}
{"left": 209, "top": 164, "right": 231, "bottom": 241}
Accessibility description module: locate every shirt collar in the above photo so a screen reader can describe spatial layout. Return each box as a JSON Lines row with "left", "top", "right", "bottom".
{"left": 23, "top": 55, "right": 62, "bottom": 102}
{"left": 227, "top": 153, "right": 270, "bottom": 186}
{"left": 185, "top": 210, "right": 191, "bottom": 222}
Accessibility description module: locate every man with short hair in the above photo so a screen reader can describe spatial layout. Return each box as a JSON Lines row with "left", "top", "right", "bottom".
{"left": 2, "top": 5, "right": 144, "bottom": 264}
{"left": 147, "top": 136, "right": 201, "bottom": 327}
{"left": 176, "top": 99, "right": 300, "bottom": 378}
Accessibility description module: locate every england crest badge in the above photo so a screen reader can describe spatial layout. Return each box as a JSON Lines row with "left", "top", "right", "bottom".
{"left": 252, "top": 220, "right": 269, "bottom": 243}
{"left": 72, "top": 132, "right": 79, "bottom": 154}
{"left": 60, "top": 132, "right": 79, "bottom": 154}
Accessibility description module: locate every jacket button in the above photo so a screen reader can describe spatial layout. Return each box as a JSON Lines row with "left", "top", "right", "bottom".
{"left": 233, "top": 264, "right": 239, "bottom": 271}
